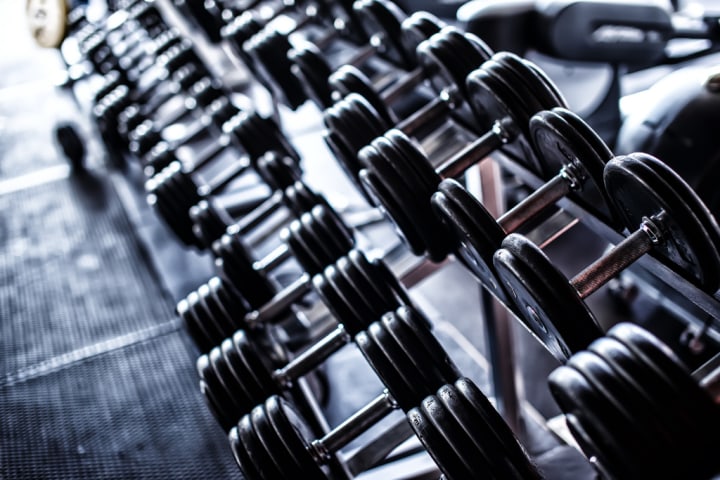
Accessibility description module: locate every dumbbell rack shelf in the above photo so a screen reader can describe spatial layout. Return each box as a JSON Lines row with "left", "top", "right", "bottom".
{"left": 493, "top": 148, "right": 720, "bottom": 345}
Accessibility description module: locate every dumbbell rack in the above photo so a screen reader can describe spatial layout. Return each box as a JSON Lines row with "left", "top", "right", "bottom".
{"left": 53, "top": 1, "right": 720, "bottom": 478}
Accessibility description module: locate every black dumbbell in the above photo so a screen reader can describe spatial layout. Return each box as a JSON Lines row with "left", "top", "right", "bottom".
{"left": 190, "top": 151, "right": 304, "bottom": 249}
{"left": 493, "top": 152, "right": 720, "bottom": 362}
{"left": 229, "top": 304, "right": 463, "bottom": 479}
{"left": 430, "top": 108, "right": 615, "bottom": 305}
{"left": 128, "top": 92, "right": 239, "bottom": 166}
{"left": 145, "top": 111, "right": 299, "bottom": 247}
{"left": 326, "top": 10, "right": 446, "bottom": 125}
{"left": 177, "top": 203, "right": 356, "bottom": 349}
{"left": 199, "top": 248, "right": 415, "bottom": 429}
{"left": 287, "top": 0, "right": 426, "bottom": 110}
{"left": 243, "top": 0, "right": 370, "bottom": 109}
{"left": 322, "top": 26, "right": 494, "bottom": 189}
{"left": 407, "top": 376, "right": 542, "bottom": 480}
{"left": 549, "top": 322, "right": 720, "bottom": 480}
{"left": 357, "top": 52, "right": 566, "bottom": 262}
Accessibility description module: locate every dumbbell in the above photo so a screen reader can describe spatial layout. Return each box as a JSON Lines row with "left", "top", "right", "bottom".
{"left": 287, "top": 0, "right": 429, "bottom": 110}
{"left": 326, "top": 10, "right": 446, "bottom": 124}
{"left": 242, "top": 0, "right": 370, "bottom": 110}
{"left": 549, "top": 322, "right": 720, "bottom": 479}
{"left": 430, "top": 107, "right": 615, "bottom": 306}
{"left": 177, "top": 202, "right": 357, "bottom": 350}
{"left": 357, "top": 52, "right": 566, "bottom": 262}
{"left": 127, "top": 91, "right": 240, "bottom": 167}
{"left": 322, "top": 26, "right": 495, "bottom": 190}
{"left": 229, "top": 304, "right": 464, "bottom": 479}
{"left": 145, "top": 110, "right": 299, "bottom": 247}
{"left": 199, "top": 248, "right": 416, "bottom": 429}
{"left": 493, "top": 152, "right": 720, "bottom": 362}
{"left": 190, "top": 151, "right": 304, "bottom": 249}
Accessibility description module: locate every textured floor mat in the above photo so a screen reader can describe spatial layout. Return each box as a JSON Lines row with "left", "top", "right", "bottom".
{"left": 0, "top": 175, "right": 177, "bottom": 377}
{"left": 0, "top": 332, "right": 241, "bottom": 480}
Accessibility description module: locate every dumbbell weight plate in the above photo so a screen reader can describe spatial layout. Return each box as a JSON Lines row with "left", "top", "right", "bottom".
{"left": 323, "top": 260, "right": 382, "bottom": 331}
{"left": 178, "top": 290, "right": 226, "bottom": 351}
{"left": 358, "top": 138, "right": 440, "bottom": 260}
{"left": 328, "top": 66, "right": 395, "bottom": 125}
{"left": 264, "top": 396, "right": 323, "bottom": 476}
{"left": 417, "top": 28, "right": 494, "bottom": 134}
{"left": 549, "top": 366, "right": 639, "bottom": 476}
{"left": 349, "top": 250, "right": 413, "bottom": 309}
{"left": 237, "top": 413, "right": 286, "bottom": 478}
{"left": 419, "top": 394, "right": 491, "bottom": 478}
{"left": 493, "top": 233, "right": 603, "bottom": 362}
{"left": 604, "top": 153, "right": 720, "bottom": 291}
{"left": 452, "top": 378, "right": 540, "bottom": 479}
{"left": 214, "top": 234, "right": 277, "bottom": 308}
{"left": 566, "top": 351, "right": 669, "bottom": 468}
{"left": 198, "top": 355, "right": 241, "bottom": 430}
{"left": 406, "top": 405, "right": 475, "bottom": 480}
{"left": 354, "top": 0, "right": 412, "bottom": 69}
{"left": 430, "top": 179, "right": 510, "bottom": 305}
{"left": 250, "top": 402, "right": 303, "bottom": 476}
{"left": 399, "top": 12, "right": 444, "bottom": 68}
{"left": 289, "top": 44, "right": 335, "bottom": 109}
{"left": 465, "top": 60, "right": 546, "bottom": 175}
{"left": 608, "top": 323, "right": 720, "bottom": 432}
{"left": 530, "top": 108, "right": 616, "bottom": 224}
{"left": 592, "top": 342, "right": 708, "bottom": 472}
{"left": 230, "top": 424, "right": 265, "bottom": 479}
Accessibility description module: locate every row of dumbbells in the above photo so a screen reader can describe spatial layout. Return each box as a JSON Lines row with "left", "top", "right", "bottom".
{"left": 65, "top": 1, "right": 720, "bottom": 479}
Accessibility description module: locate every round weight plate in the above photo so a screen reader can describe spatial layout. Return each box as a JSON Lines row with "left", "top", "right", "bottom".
{"left": 430, "top": 179, "right": 510, "bottom": 305}
{"left": 200, "top": 379, "right": 235, "bottom": 431}
{"left": 406, "top": 406, "right": 475, "bottom": 480}
{"left": 383, "top": 310, "right": 458, "bottom": 392}
{"left": 270, "top": 396, "right": 327, "bottom": 479}
{"left": 209, "top": 346, "right": 251, "bottom": 413}
{"left": 215, "top": 233, "right": 275, "bottom": 308}
{"left": 191, "top": 200, "right": 228, "bottom": 250}
{"left": 245, "top": 30, "right": 308, "bottom": 110}
{"left": 417, "top": 27, "right": 494, "bottom": 133}
{"left": 289, "top": 44, "right": 335, "bottom": 109}
{"left": 355, "top": 322, "right": 416, "bottom": 410}
{"left": 377, "top": 131, "right": 453, "bottom": 261}
{"left": 354, "top": 0, "right": 411, "bottom": 68}
{"left": 451, "top": 378, "right": 540, "bottom": 479}
{"left": 466, "top": 59, "right": 544, "bottom": 175}
{"left": 183, "top": 290, "right": 225, "bottom": 349}
{"left": 237, "top": 413, "right": 286, "bottom": 478}
{"left": 324, "top": 260, "right": 377, "bottom": 330}
{"left": 567, "top": 351, "right": 668, "bottom": 467}
{"left": 197, "top": 283, "right": 235, "bottom": 343}
{"left": 219, "top": 337, "right": 266, "bottom": 417}
{"left": 312, "top": 269, "right": 362, "bottom": 334}
{"left": 256, "top": 151, "right": 303, "bottom": 191}
{"left": 336, "top": 254, "right": 393, "bottom": 319}
{"left": 177, "top": 294, "right": 216, "bottom": 353}
{"left": 231, "top": 330, "right": 277, "bottom": 408}
{"left": 284, "top": 181, "right": 325, "bottom": 216}
{"left": 604, "top": 153, "right": 720, "bottom": 291}
{"left": 197, "top": 354, "right": 239, "bottom": 428}
{"left": 493, "top": 233, "right": 603, "bottom": 362}
{"left": 358, "top": 137, "right": 438, "bottom": 257}
{"left": 588, "top": 336, "right": 700, "bottom": 446}
{"left": 420, "top": 393, "right": 492, "bottom": 475}
{"left": 491, "top": 53, "right": 558, "bottom": 112}
{"left": 529, "top": 108, "right": 616, "bottom": 223}
{"left": 608, "top": 323, "right": 720, "bottom": 431}
{"left": 251, "top": 401, "right": 303, "bottom": 475}
{"left": 400, "top": 11, "right": 444, "bottom": 67}
{"left": 328, "top": 66, "right": 395, "bottom": 125}
{"left": 349, "top": 249, "right": 409, "bottom": 312}
{"left": 213, "top": 278, "right": 249, "bottom": 331}
{"left": 548, "top": 366, "right": 639, "bottom": 477}
{"left": 394, "top": 305, "right": 460, "bottom": 381}
{"left": 229, "top": 424, "right": 265, "bottom": 479}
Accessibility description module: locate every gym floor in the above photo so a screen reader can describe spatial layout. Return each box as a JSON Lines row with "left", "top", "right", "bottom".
{"left": 0, "top": 1, "right": 677, "bottom": 478}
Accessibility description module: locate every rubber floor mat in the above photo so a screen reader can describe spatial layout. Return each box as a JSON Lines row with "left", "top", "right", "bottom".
{"left": 0, "top": 332, "right": 241, "bottom": 480}
{"left": 0, "top": 175, "right": 177, "bottom": 377}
